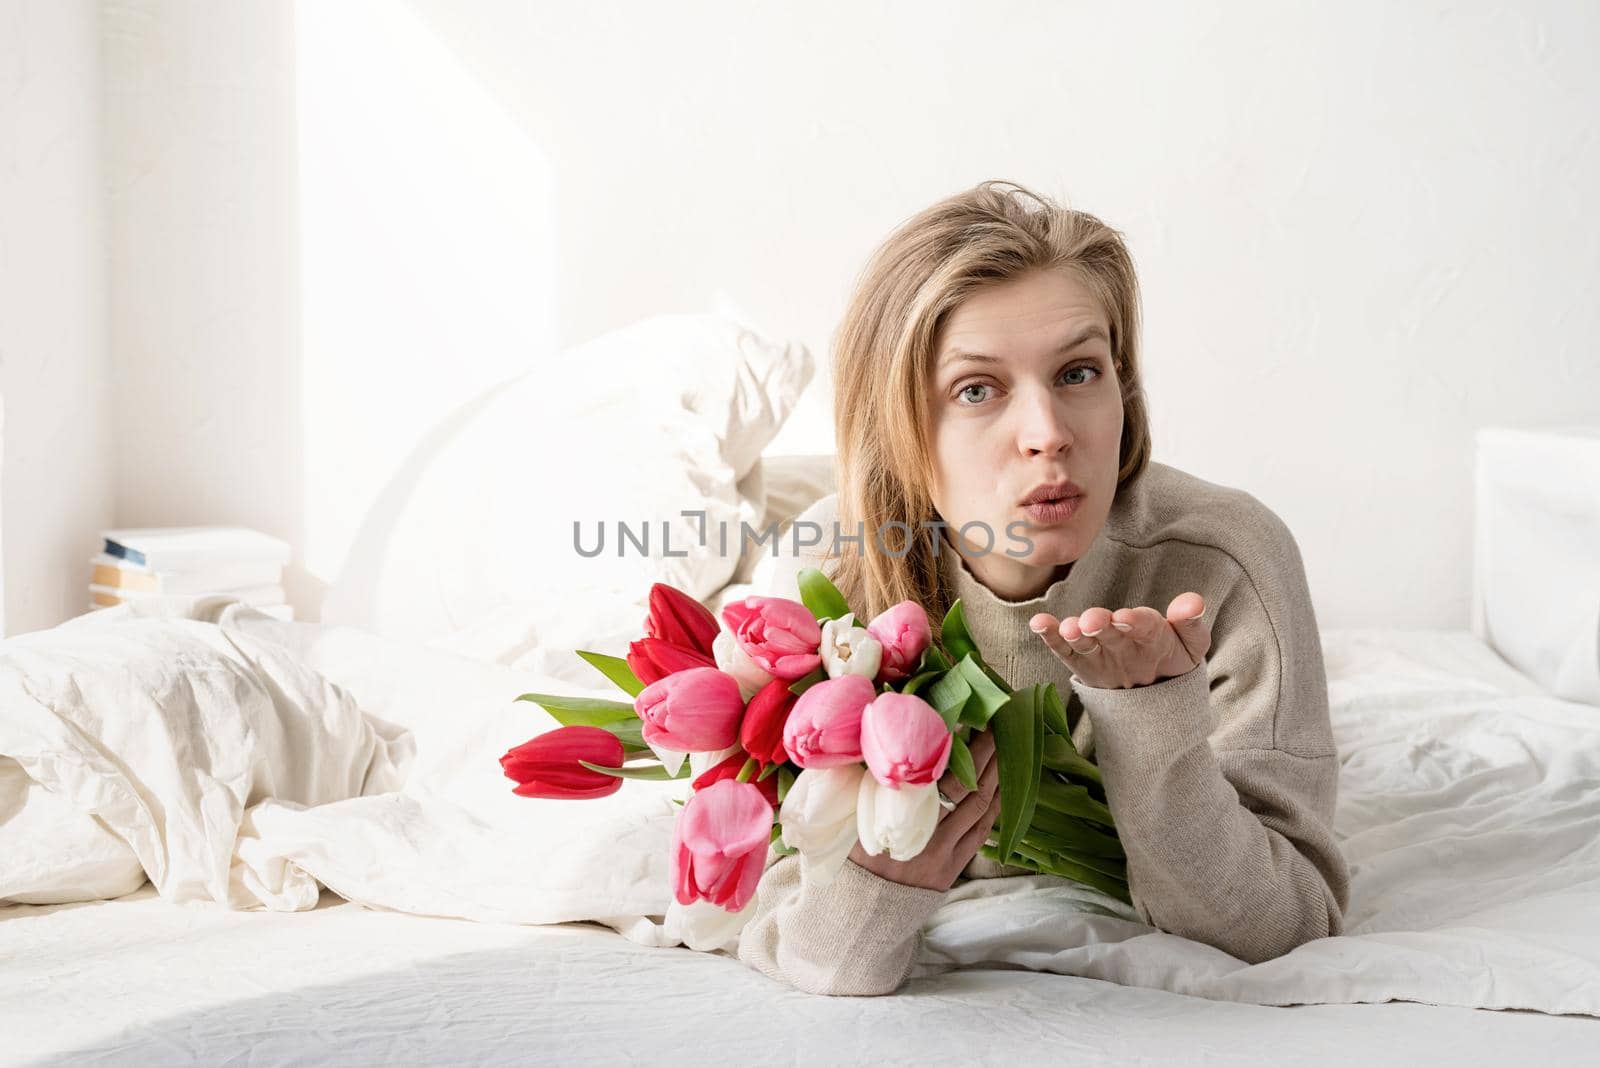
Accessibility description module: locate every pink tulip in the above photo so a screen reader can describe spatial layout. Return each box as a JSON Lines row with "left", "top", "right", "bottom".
{"left": 671, "top": 778, "right": 774, "bottom": 911}
{"left": 721, "top": 596, "right": 823, "bottom": 680}
{"left": 867, "top": 601, "right": 932, "bottom": 683}
{"left": 782, "top": 674, "right": 875, "bottom": 769}
{"left": 634, "top": 666, "right": 745, "bottom": 752}
{"left": 860, "top": 692, "right": 953, "bottom": 788}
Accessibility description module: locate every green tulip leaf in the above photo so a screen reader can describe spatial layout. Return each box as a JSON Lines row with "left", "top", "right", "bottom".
{"left": 577, "top": 759, "right": 692, "bottom": 781}
{"left": 516, "top": 692, "right": 637, "bottom": 725}
{"left": 947, "top": 731, "right": 977, "bottom": 792}
{"left": 955, "top": 655, "right": 1011, "bottom": 728}
{"left": 797, "top": 566, "right": 850, "bottom": 623}
{"left": 940, "top": 599, "right": 977, "bottom": 664}
{"left": 926, "top": 667, "right": 972, "bottom": 732}
{"left": 594, "top": 718, "right": 646, "bottom": 751}
{"left": 574, "top": 650, "right": 645, "bottom": 698}
{"left": 1041, "top": 733, "right": 1103, "bottom": 784}
{"left": 787, "top": 666, "right": 827, "bottom": 697}
{"left": 990, "top": 686, "right": 1042, "bottom": 859}
{"left": 1035, "top": 776, "right": 1116, "bottom": 827}
{"left": 1040, "top": 682, "right": 1070, "bottom": 735}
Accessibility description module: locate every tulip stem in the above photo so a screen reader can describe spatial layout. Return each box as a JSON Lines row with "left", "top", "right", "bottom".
{"left": 735, "top": 756, "right": 758, "bottom": 783}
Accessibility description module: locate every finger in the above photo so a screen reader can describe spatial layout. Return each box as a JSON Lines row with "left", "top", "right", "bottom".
{"left": 953, "top": 787, "right": 1001, "bottom": 858}
{"left": 950, "top": 752, "right": 1001, "bottom": 840}
{"left": 1110, "top": 605, "right": 1165, "bottom": 641}
{"left": 967, "top": 728, "right": 996, "bottom": 766}
{"left": 1028, "top": 613, "right": 1077, "bottom": 664}
{"left": 953, "top": 746, "right": 999, "bottom": 824}
{"left": 1167, "top": 592, "right": 1210, "bottom": 660}
{"left": 1166, "top": 591, "right": 1206, "bottom": 625}
{"left": 1058, "top": 614, "right": 1105, "bottom": 657}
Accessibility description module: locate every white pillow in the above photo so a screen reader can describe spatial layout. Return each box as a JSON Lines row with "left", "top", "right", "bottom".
{"left": 322, "top": 312, "right": 813, "bottom": 661}
{"left": 1473, "top": 426, "right": 1600, "bottom": 706}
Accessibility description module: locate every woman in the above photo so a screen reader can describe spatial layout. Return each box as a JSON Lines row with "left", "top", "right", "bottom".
{"left": 735, "top": 180, "right": 1350, "bottom": 997}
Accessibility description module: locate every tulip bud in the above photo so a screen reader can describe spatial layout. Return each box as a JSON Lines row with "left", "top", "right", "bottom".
{"left": 740, "top": 677, "right": 797, "bottom": 769}
{"left": 634, "top": 666, "right": 746, "bottom": 753}
{"left": 819, "top": 612, "right": 884, "bottom": 681}
{"left": 499, "top": 725, "right": 626, "bottom": 800}
{"left": 721, "top": 596, "right": 823, "bottom": 680}
{"left": 781, "top": 674, "right": 875, "bottom": 769}
{"left": 713, "top": 630, "right": 775, "bottom": 701}
{"left": 867, "top": 601, "right": 932, "bottom": 682}
{"left": 856, "top": 776, "right": 941, "bottom": 861}
{"left": 671, "top": 778, "right": 774, "bottom": 911}
{"left": 778, "top": 764, "right": 865, "bottom": 887}
{"left": 859, "top": 692, "right": 953, "bottom": 788}
{"left": 644, "top": 583, "right": 722, "bottom": 658}
{"left": 626, "top": 635, "right": 715, "bottom": 686}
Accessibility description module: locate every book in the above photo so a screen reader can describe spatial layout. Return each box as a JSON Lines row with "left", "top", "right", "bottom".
{"left": 100, "top": 527, "right": 291, "bottom": 572}
{"left": 90, "top": 553, "right": 284, "bottom": 595}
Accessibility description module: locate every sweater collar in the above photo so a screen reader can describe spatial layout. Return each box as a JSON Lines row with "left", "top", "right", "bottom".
{"left": 935, "top": 489, "right": 1126, "bottom": 655}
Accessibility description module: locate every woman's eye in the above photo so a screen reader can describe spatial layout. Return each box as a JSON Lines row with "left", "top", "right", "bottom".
{"left": 953, "top": 364, "right": 1100, "bottom": 407}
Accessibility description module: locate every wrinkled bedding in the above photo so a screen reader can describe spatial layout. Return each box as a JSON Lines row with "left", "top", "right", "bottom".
{"left": 4, "top": 602, "right": 1600, "bottom": 1055}
{"left": 4, "top": 883, "right": 1595, "bottom": 1067}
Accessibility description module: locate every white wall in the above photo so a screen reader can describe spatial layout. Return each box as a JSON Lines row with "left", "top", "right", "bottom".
{"left": 0, "top": 0, "right": 114, "bottom": 637}
{"left": 21, "top": 0, "right": 1600, "bottom": 633}
{"left": 101, "top": 0, "right": 307, "bottom": 615}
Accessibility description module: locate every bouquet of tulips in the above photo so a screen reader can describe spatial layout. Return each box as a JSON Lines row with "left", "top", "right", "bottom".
{"left": 500, "top": 567, "right": 1130, "bottom": 934}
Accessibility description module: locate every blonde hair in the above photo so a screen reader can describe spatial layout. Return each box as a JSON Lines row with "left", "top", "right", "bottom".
{"left": 823, "top": 179, "right": 1152, "bottom": 639}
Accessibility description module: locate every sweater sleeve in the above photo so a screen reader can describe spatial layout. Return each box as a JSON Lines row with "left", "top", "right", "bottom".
{"left": 734, "top": 850, "right": 948, "bottom": 996}
{"left": 1066, "top": 516, "right": 1351, "bottom": 964}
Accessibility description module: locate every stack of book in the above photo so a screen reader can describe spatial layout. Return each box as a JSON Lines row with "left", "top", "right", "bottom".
{"left": 89, "top": 526, "right": 294, "bottom": 620}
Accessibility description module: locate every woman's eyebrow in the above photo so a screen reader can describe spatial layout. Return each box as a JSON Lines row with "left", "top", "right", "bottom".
{"left": 939, "top": 324, "right": 1110, "bottom": 369}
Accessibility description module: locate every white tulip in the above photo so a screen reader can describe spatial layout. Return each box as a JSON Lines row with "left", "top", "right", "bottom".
{"left": 713, "top": 630, "right": 774, "bottom": 701}
{"left": 818, "top": 612, "right": 883, "bottom": 681}
{"left": 856, "top": 777, "right": 941, "bottom": 862}
{"left": 779, "top": 764, "right": 865, "bottom": 888}
{"left": 665, "top": 895, "right": 758, "bottom": 953}
{"left": 648, "top": 740, "right": 687, "bottom": 778}
{"left": 688, "top": 742, "right": 745, "bottom": 781}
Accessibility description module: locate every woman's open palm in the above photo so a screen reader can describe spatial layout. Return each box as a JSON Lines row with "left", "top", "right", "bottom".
{"left": 1029, "top": 592, "right": 1212, "bottom": 689}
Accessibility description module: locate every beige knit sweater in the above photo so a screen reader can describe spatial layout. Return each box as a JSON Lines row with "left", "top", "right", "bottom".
{"left": 733, "top": 461, "right": 1351, "bottom": 995}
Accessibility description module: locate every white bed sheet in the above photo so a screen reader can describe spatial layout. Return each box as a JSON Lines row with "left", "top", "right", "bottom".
{"left": 5, "top": 618, "right": 1600, "bottom": 1065}
{"left": 2, "top": 883, "right": 1594, "bottom": 1068}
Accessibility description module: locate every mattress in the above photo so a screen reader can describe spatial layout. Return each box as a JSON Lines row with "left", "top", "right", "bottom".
{"left": 4, "top": 621, "right": 1600, "bottom": 1065}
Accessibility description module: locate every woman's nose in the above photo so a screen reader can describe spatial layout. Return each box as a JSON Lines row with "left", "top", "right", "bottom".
{"left": 1015, "top": 385, "right": 1073, "bottom": 455}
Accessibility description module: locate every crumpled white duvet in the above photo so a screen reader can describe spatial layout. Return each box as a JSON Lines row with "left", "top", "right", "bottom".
{"left": 4, "top": 605, "right": 1599, "bottom": 1017}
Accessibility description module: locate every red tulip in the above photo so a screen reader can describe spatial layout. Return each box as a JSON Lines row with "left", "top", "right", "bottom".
{"left": 499, "top": 725, "right": 625, "bottom": 800}
{"left": 626, "top": 636, "right": 715, "bottom": 686}
{"left": 691, "top": 749, "right": 780, "bottom": 809}
{"left": 644, "top": 583, "right": 722, "bottom": 659}
{"left": 740, "top": 676, "right": 797, "bottom": 770}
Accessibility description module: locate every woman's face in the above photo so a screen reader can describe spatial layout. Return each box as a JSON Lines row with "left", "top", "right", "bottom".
{"left": 927, "top": 268, "right": 1124, "bottom": 601}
